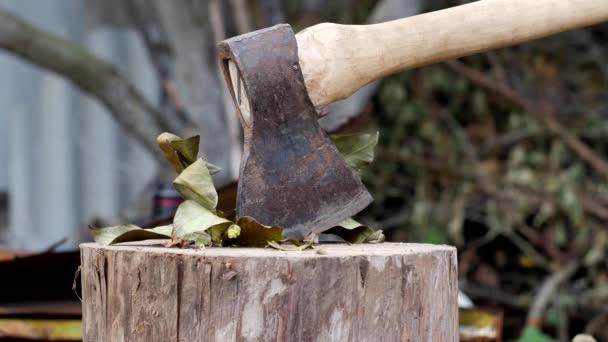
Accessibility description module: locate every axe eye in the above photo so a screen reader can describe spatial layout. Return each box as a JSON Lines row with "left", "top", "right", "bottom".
{"left": 228, "top": 60, "right": 252, "bottom": 126}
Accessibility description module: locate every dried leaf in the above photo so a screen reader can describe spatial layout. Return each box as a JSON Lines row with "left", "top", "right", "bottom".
{"left": 224, "top": 216, "right": 283, "bottom": 247}
{"left": 172, "top": 200, "right": 231, "bottom": 246}
{"left": 173, "top": 159, "right": 218, "bottom": 211}
{"left": 163, "top": 239, "right": 194, "bottom": 248}
{"left": 89, "top": 224, "right": 172, "bottom": 245}
{"left": 324, "top": 218, "right": 384, "bottom": 244}
{"left": 157, "top": 133, "right": 199, "bottom": 172}
{"left": 206, "top": 163, "right": 222, "bottom": 175}
{"left": 365, "top": 230, "right": 386, "bottom": 243}
{"left": 268, "top": 233, "right": 318, "bottom": 251}
{"left": 304, "top": 233, "right": 319, "bottom": 244}
{"left": 267, "top": 240, "right": 312, "bottom": 251}
{"left": 218, "top": 209, "right": 236, "bottom": 221}
{"left": 209, "top": 225, "right": 231, "bottom": 245}
{"left": 180, "top": 232, "right": 212, "bottom": 247}
{"left": 331, "top": 131, "right": 379, "bottom": 173}
{"left": 168, "top": 135, "right": 199, "bottom": 167}
{"left": 157, "top": 132, "right": 220, "bottom": 174}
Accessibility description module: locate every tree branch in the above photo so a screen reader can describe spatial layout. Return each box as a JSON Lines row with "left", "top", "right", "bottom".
{"left": 0, "top": 8, "right": 180, "bottom": 162}
{"left": 446, "top": 60, "right": 608, "bottom": 181}
{"left": 123, "top": 0, "right": 198, "bottom": 130}
{"left": 377, "top": 148, "right": 608, "bottom": 222}
{"left": 526, "top": 261, "right": 579, "bottom": 327}
{"left": 123, "top": 0, "right": 239, "bottom": 185}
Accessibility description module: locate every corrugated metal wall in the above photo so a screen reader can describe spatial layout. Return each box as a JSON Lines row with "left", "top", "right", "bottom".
{"left": 0, "top": 0, "right": 159, "bottom": 250}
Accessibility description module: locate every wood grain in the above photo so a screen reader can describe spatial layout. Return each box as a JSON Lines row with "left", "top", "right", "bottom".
{"left": 81, "top": 242, "right": 458, "bottom": 341}
{"left": 296, "top": 0, "right": 608, "bottom": 106}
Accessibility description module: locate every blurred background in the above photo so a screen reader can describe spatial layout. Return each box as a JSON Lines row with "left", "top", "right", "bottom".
{"left": 0, "top": 0, "right": 606, "bottom": 341}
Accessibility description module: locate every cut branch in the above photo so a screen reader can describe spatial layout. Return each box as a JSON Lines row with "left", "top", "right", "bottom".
{"left": 0, "top": 9, "right": 179, "bottom": 162}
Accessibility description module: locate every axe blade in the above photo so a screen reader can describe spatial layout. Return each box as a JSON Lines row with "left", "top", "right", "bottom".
{"left": 218, "top": 24, "right": 372, "bottom": 239}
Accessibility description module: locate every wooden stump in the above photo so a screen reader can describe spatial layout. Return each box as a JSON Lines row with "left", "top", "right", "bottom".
{"left": 80, "top": 242, "right": 458, "bottom": 341}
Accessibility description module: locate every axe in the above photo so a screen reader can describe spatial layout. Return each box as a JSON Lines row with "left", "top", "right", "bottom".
{"left": 218, "top": 0, "right": 608, "bottom": 239}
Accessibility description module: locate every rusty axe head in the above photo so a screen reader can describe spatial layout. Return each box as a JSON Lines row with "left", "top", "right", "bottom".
{"left": 218, "top": 24, "right": 372, "bottom": 239}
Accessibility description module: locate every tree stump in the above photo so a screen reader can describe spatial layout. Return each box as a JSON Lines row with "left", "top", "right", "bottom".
{"left": 80, "top": 242, "right": 458, "bottom": 341}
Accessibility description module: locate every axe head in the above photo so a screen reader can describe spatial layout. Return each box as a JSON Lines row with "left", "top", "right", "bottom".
{"left": 218, "top": 24, "right": 372, "bottom": 239}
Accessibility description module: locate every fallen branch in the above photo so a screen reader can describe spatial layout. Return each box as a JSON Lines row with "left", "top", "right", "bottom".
{"left": 526, "top": 261, "right": 579, "bottom": 327}
{"left": 0, "top": 9, "right": 179, "bottom": 162}
{"left": 446, "top": 60, "right": 608, "bottom": 181}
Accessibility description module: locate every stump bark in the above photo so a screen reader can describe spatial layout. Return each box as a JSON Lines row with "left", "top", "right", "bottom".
{"left": 80, "top": 242, "right": 458, "bottom": 341}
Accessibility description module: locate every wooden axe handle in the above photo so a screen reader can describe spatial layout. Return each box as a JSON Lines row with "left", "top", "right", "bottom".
{"left": 296, "top": 0, "right": 608, "bottom": 107}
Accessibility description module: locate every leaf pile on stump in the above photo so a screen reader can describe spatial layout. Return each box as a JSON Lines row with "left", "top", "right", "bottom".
{"left": 90, "top": 132, "right": 383, "bottom": 249}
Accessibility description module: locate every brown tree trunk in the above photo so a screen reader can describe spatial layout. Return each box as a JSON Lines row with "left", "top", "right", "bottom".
{"left": 80, "top": 242, "right": 458, "bottom": 341}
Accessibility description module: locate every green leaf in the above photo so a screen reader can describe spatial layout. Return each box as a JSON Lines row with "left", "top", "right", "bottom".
{"left": 89, "top": 224, "right": 173, "bottom": 245}
{"left": 324, "top": 218, "right": 384, "bottom": 244}
{"left": 422, "top": 225, "right": 449, "bottom": 245}
{"left": 224, "top": 216, "right": 283, "bottom": 247}
{"left": 157, "top": 132, "right": 220, "bottom": 174}
{"left": 173, "top": 159, "right": 218, "bottom": 211}
{"left": 172, "top": 200, "right": 232, "bottom": 246}
{"left": 331, "top": 132, "right": 379, "bottom": 173}
{"left": 510, "top": 327, "right": 556, "bottom": 342}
